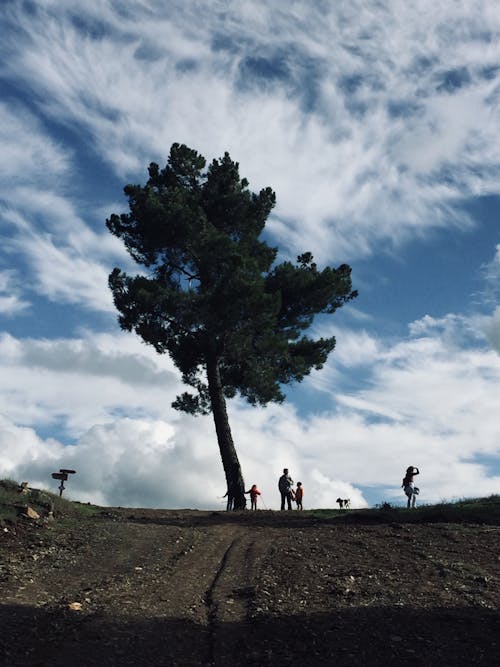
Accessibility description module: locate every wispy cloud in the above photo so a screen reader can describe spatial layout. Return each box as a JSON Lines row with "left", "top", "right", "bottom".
{"left": 0, "top": 102, "right": 69, "bottom": 190}
{"left": 1, "top": 2, "right": 499, "bottom": 509}
{"left": 0, "top": 101, "right": 132, "bottom": 315}
{"left": 3, "top": 1, "right": 500, "bottom": 264}
{"left": 0, "top": 270, "right": 30, "bottom": 315}
{"left": 484, "top": 306, "right": 500, "bottom": 354}
{"left": 480, "top": 243, "right": 500, "bottom": 304}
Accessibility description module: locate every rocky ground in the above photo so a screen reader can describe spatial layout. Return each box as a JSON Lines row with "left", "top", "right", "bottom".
{"left": 1, "top": 507, "right": 499, "bottom": 666}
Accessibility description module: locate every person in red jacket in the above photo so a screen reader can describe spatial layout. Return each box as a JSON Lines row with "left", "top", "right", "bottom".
{"left": 295, "top": 482, "right": 304, "bottom": 510}
{"left": 245, "top": 484, "right": 261, "bottom": 510}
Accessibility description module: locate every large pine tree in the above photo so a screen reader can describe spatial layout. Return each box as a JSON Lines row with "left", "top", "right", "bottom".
{"left": 107, "top": 143, "right": 357, "bottom": 509}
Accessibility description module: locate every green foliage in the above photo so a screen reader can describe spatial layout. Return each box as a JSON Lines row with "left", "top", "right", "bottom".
{"left": 107, "top": 143, "right": 357, "bottom": 415}
{"left": 107, "top": 143, "right": 357, "bottom": 508}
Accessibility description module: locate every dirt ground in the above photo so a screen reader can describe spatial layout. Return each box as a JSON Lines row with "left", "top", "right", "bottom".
{"left": 1, "top": 508, "right": 499, "bottom": 666}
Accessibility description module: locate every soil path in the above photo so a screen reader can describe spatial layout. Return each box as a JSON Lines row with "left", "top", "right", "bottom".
{"left": 1, "top": 510, "right": 499, "bottom": 665}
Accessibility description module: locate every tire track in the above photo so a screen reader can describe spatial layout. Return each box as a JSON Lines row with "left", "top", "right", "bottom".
{"left": 202, "top": 528, "right": 268, "bottom": 665}
{"left": 203, "top": 538, "right": 238, "bottom": 665}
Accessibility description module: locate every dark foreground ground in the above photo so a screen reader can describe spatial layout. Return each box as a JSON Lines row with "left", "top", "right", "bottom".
{"left": 1, "top": 505, "right": 499, "bottom": 666}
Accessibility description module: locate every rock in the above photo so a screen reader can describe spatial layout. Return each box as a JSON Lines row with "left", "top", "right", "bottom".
{"left": 24, "top": 507, "right": 40, "bottom": 520}
{"left": 68, "top": 602, "right": 82, "bottom": 611}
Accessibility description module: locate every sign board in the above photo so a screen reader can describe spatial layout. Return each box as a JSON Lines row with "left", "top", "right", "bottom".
{"left": 60, "top": 469, "right": 76, "bottom": 475}
{"left": 51, "top": 472, "right": 68, "bottom": 480}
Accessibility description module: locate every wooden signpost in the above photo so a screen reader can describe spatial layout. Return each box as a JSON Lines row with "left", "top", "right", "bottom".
{"left": 51, "top": 469, "right": 76, "bottom": 496}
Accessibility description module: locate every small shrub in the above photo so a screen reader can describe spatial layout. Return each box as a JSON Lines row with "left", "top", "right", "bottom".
{"left": 0, "top": 478, "right": 20, "bottom": 493}
{"left": 378, "top": 502, "right": 393, "bottom": 511}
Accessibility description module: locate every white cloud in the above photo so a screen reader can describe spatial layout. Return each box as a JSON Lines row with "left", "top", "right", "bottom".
{"left": 1, "top": 311, "right": 499, "bottom": 510}
{"left": 0, "top": 405, "right": 373, "bottom": 510}
{"left": 0, "top": 270, "right": 30, "bottom": 315}
{"left": 480, "top": 243, "right": 500, "bottom": 307}
{"left": 14, "top": 232, "right": 115, "bottom": 313}
{"left": 484, "top": 306, "right": 500, "bottom": 354}
{"left": 1, "top": 2, "right": 500, "bottom": 511}
{"left": 0, "top": 331, "right": 183, "bottom": 435}
{"left": 3, "top": 1, "right": 500, "bottom": 263}
{"left": 0, "top": 414, "right": 219, "bottom": 508}
{"left": 1, "top": 187, "right": 133, "bottom": 317}
{"left": 0, "top": 414, "right": 64, "bottom": 479}
{"left": 342, "top": 331, "right": 500, "bottom": 447}
{"left": 0, "top": 102, "right": 69, "bottom": 190}
{"left": 0, "top": 104, "right": 129, "bottom": 315}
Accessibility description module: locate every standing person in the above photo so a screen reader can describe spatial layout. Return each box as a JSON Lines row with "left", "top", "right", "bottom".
{"left": 245, "top": 484, "right": 261, "bottom": 510}
{"left": 402, "top": 466, "right": 420, "bottom": 508}
{"left": 295, "top": 482, "right": 304, "bottom": 510}
{"left": 278, "top": 468, "right": 294, "bottom": 510}
{"left": 222, "top": 490, "right": 233, "bottom": 511}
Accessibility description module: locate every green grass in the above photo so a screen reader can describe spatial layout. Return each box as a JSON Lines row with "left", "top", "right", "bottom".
{"left": 0, "top": 478, "right": 100, "bottom": 525}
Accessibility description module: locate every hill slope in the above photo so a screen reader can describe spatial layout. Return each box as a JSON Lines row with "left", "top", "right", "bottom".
{"left": 1, "top": 497, "right": 499, "bottom": 665}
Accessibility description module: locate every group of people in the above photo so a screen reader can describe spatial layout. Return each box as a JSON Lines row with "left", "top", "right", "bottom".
{"left": 242, "top": 468, "right": 304, "bottom": 510}
{"left": 276, "top": 465, "right": 421, "bottom": 510}
{"left": 228, "top": 464, "right": 420, "bottom": 511}
{"left": 278, "top": 468, "right": 303, "bottom": 510}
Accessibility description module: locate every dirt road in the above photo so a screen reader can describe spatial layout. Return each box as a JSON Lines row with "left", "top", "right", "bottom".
{"left": 1, "top": 509, "right": 499, "bottom": 665}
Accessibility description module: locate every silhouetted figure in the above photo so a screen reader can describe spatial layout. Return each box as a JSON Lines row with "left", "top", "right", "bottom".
{"left": 295, "top": 482, "right": 304, "bottom": 510}
{"left": 402, "top": 466, "right": 420, "bottom": 508}
{"left": 278, "top": 468, "right": 294, "bottom": 510}
{"left": 223, "top": 490, "right": 233, "bottom": 511}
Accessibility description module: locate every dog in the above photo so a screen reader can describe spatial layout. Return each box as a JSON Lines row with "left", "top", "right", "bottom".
{"left": 336, "top": 497, "right": 351, "bottom": 509}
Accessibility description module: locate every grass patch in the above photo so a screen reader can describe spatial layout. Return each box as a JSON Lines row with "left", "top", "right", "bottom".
{"left": 306, "top": 495, "right": 500, "bottom": 525}
{"left": 0, "top": 478, "right": 100, "bottom": 525}
{"left": 2, "top": 479, "right": 499, "bottom": 527}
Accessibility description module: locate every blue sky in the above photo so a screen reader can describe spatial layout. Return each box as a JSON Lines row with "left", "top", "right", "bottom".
{"left": 1, "top": 0, "right": 500, "bottom": 510}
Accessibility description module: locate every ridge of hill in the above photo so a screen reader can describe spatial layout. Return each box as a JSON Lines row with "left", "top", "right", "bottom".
{"left": 1, "top": 481, "right": 499, "bottom": 666}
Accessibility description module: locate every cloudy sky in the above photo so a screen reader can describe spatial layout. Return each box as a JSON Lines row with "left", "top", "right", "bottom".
{"left": 1, "top": 0, "right": 500, "bottom": 510}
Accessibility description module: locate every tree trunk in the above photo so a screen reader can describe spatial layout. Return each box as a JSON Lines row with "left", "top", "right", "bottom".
{"left": 206, "top": 352, "right": 247, "bottom": 510}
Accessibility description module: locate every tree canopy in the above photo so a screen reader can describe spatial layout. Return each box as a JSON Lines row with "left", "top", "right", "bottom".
{"left": 107, "top": 143, "right": 357, "bottom": 508}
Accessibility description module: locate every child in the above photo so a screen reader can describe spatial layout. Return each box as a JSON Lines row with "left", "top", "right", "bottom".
{"left": 245, "top": 484, "right": 261, "bottom": 510}
{"left": 295, "top": 482, "right": 304, "bottom": 510}
{"left": 402, "top": 466, "right": 420, "bottom": 508}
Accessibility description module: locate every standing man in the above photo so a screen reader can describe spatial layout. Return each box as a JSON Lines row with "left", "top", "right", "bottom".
{"left": 278, "top": 468, "right": 294, "bottom": 510}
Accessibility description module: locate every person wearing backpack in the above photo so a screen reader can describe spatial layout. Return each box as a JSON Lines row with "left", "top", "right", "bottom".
{"left": 278, "top": 468, "right": 294, "bottom": 510}
{"left": 402, "top": 466, "right": 420, "bottom": 508}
